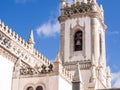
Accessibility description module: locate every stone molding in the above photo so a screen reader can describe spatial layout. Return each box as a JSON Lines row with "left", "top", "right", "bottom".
{"left": 59, "top": 1, "right": 104, "bottom": 24}
{"left": 63, "top": 60, "right": 91, "bottom": 71}
{"left": 0, "top": 46, "right": 17, "bottom": 63}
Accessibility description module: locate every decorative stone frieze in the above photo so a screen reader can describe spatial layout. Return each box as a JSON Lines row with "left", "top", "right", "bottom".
{"left": 59, "top": 1, "right": 103, "bottom": 22}
{"left": 64, "top": 60, "right": 91, "bottom": 71}
{"left": 0, "top": 46, "right": 17, "bottom": 63}
{"left": 13, "top": 60, "right": 54, "bottom": 76}
{"left": 0, "top": 21, "right": 52, "bottom": 68}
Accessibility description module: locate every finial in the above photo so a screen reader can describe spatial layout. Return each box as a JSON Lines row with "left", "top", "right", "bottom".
{"left": 61, "top": 0, "right": 66, "bottom": 8}
{"left": 100, "top": 4, "right": 104, "bottom": 17}
{"left": 73, "top": 0, "right": 88, "bottom": 3}
{"left": 100, "top": 5, "right": 103, "bottom": 11}
{"left": 55, "top": 52, "right": 62, "bottom": 63}
{"left": 28, "top": 30, "right": 35, "bottom": 47}
{"left": 92, "top": 0, "right": 96, "bottom": 3}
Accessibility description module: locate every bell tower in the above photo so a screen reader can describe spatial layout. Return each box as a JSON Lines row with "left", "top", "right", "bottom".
{"left": 59, "top": 0, "right": 111, "bottom": 89}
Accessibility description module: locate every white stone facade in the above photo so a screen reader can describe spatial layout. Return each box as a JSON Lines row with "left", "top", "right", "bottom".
{"left": 0, "top": 0, "right": 112, "bottom": 90}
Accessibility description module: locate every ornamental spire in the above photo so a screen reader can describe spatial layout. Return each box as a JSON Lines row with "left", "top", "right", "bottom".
{"left": 73, "top": 63, "right": 82, "bottom": 82}
{"left": 72, "top": 63, "right": 83, "bottom": 90}
{"left": 73, "top": 0, "right": 87, "bottom": 3}
{"left": 92, "top": 0, "right": 97, "bottom": 3}
{"left": 28, "top": 30, "right": 35, "bottom": 48}
{"left": 61, "top": 0, "right": 66, "bottom": 9}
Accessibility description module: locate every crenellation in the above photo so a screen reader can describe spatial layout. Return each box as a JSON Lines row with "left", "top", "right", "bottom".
{"left": 15, "top": 34, "right": 19, "bottom": 41}
{"left": 36, "top": 50, "right": 39, "bottom": 56}
{"left": 24, "top": 42, "right": 27, "bottom": 47}
{"left": 4, "top": 25, "right": 8, "bottom": 32}
{"left": 1, "top": 22, "right": 5, "bottom": 28}
{"left": 38, "top": 53, "right": 41, "bottom": 58}
{"left": 12, "top": 31, "right": 15, "bottom": 38}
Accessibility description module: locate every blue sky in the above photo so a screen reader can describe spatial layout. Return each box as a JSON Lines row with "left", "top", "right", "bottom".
{"left": 0, "top": 0, "right": 120, "bottom": 88}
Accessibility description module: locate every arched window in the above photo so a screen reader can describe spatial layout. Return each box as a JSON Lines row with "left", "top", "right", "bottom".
{"left": 36, "top": 86, "right": 43, "bottom": 90}
{"left": 27, "top": 86, "right": 33, "bottom": 90}
{"left": 74, "top": 30, "right": 83, "bottom": 51}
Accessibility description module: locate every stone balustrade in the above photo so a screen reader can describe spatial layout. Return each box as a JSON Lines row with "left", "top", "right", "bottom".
{"left": 61, "top": 67, "right": 73, "bottom": 82}
{"left": 64, "top": 60, "right": 91, "bottom": 71}
{"left": 19, "top": 61, "right": 53, "bottom": 76}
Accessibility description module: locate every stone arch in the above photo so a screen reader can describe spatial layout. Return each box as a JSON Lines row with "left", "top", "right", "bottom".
{"left": 24, "top": 83, "right": 35, "bottom": 90}
{"left": 70, "top": 24, "right": 85, "bottom": 58}
{"left": 36, "top": 86, "right": 43, "bottom": 90}
{"left": 35, "top": 83, "right": 46, "bottom": 90}
{"left": 26, "top": 86, "right": 34, "bottom": 90}
{"left": 74, "top": 30, "right": 83, "bottom": 51}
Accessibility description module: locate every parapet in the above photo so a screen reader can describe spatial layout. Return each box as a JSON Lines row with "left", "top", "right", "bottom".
{"left": 0, "top": 21, "right": 52, "bottom": 69}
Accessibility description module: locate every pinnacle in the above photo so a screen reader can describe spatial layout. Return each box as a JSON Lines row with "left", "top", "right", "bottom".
{"left": 28, "top": 30, "right": 35, "bottom": 47}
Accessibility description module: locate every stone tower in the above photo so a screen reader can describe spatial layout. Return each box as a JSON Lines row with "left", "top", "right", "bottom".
{"left": 58, "top": 0, "right": 111, "bottom": 89}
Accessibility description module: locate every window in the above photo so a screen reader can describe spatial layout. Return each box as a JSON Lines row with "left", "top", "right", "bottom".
{"left": 99, "top": 34, "right": 102, "bottom": 54}
{"left": 36, "top": 86, "right": 43, "bottom": 90}
{"left": 74, "top": 30, "right": 83, "bottom": 51}
{"left": 27, "top": 87, "right": 33, "bottom": 90}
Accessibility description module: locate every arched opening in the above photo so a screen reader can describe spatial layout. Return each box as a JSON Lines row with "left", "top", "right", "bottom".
{"left": 74, "top": 30, "right": 83, "bottom": 51}
{"left": 27, "top": 86, "right": 34, "bottom": 90}
{"left": 36, "top": 86, "right": 43, "bottom": 90}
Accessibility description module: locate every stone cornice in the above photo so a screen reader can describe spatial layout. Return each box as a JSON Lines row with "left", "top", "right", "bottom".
{"left": 58, "top": 1, "right": 107, "bottom": 31}
{"left": 58, "top": 11, "right": 106, "bottom": 30}
{"left": 0, "top": 46, "right": 17, "bottom": 63}
{"left": 63, "top": 60, "right": 91, "bottom": 70}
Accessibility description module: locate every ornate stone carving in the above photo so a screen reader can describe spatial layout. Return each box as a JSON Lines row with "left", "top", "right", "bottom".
{"left": 64, "top": 60, "right": 91, "bottom": 70}
{"left": 0, "top": 22, "right": 52, "bottom": 69}
{"left": 62, "top": 3, "right": 91, "bottom": 16}
{"left": 19, "top": 62, "right": 53, "bottom": 75}
{"left": 0, "top": 46, "right": 17, "bottom": 63}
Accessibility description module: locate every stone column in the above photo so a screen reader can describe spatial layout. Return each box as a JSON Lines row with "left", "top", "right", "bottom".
{"left": 90, "top": 54, "right": 96, "bottom": 83}
{"left": 60, "top": 22, "right": 65, "bottom": 63}
{"left": 91, "top": 18, "right": 99, "bottom": 66}
{"left": 101, "top": 30, "right": 106, "bottom": 67}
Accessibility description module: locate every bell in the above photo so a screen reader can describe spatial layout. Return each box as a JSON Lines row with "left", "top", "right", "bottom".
{"left": 76, "top": 40, "right": 81, "bottom": 45}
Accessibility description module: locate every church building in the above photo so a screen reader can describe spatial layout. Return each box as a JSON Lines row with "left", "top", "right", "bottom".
{"left": 0, "top": 0, "right": 117, "bottom": 90}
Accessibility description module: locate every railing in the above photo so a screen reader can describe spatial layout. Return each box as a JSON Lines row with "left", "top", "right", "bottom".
{"left": 61, "top": 67, "right": 73, "bottom": 82}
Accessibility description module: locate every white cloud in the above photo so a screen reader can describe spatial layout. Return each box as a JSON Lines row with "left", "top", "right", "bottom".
{"left": 112, "top": 71, "right": 120, "bottom": 88}
{"left": 36, "top": 19, "right": 60, "bottom": 37}
{"left": 35, "top": 0, "right": 73, "bottom": 38}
